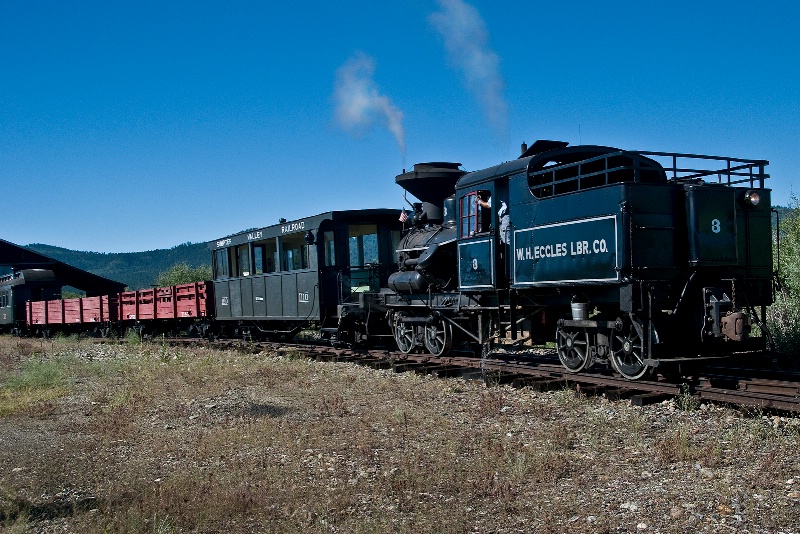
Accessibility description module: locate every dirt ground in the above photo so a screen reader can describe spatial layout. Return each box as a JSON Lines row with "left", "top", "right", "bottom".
{"left": 1, "top": 336, "right": 799, "bottom": 533}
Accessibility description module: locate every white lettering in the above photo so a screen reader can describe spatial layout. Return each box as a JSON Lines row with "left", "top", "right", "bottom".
{"left": 517, "top": 237, "right": 613, "bottom": 259}
{"left": 247, "top": 231, "right": 263, "bottom": 241}
{"left": 216, "top": 238, "right": 232, "bottom": 248}
{"left": 281, "top": 221, "right": 306, "bottom": 234}
{"left": 516, "top": 223, "right": 615, "bottom": 265}
{"left": 566, "top": 238, "right": 610, "bottom": 254}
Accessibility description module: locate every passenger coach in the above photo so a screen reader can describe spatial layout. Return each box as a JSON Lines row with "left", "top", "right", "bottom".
{"left": 208, "top": 210, "right": 402, "bottom": 340}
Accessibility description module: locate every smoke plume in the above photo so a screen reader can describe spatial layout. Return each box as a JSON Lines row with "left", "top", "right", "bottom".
{"left": 429, "top": 0, "right": 508, "bottom": 135}
{"left": 333, "top": 52, "right": 406, "bottom": 156}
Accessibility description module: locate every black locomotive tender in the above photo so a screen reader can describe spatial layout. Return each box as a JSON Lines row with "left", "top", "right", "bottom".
{"left": 4, "top": 140, "right": 773, "bottom": 380}
{"left": 208, "top": 140, "right": 773, "bottom": 379}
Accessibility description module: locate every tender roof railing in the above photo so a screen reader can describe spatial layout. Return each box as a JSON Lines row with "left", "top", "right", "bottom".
{"left": 528, "top": 150, "right": 769, "bottom": 198}
{"left": 639, "top": 151, "right": 769, "bottom": 187}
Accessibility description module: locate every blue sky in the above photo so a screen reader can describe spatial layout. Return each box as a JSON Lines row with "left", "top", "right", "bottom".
{"left": 2, "top": 0, "right": 798, "bottom": 253}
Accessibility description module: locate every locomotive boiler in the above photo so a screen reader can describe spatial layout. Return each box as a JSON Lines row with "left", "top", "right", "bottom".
{"left": 388, "top": 162, "right": 464, "bottom": 294}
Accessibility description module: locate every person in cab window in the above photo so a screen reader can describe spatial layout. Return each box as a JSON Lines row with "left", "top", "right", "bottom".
{"left": 498, "top": 200, "right": 510, "bottom": 244}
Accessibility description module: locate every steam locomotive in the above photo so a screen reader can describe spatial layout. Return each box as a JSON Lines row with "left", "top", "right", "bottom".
{"left": 14, "top": 140, "right": 774, "bottom": 380}
{"left": 352, "top": 140, "right": 774, "bottom": 379}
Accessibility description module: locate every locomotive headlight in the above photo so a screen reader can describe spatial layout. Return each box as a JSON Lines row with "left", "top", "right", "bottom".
{"left": 743, "top": 190, "right": 761, "bottom": 207}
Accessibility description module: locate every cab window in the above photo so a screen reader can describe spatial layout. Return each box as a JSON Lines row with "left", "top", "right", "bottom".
{"left": 460, "top": 190, "right": 491, "bottom": 236}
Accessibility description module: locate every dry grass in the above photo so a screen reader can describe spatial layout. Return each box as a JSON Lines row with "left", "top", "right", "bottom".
{"left": 0, "top": 335, "right": 799, "bottom": 533}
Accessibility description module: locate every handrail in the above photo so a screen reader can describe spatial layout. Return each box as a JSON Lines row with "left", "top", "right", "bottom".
{"left": 528, "top": 150, "right": 769, "bottom": 198}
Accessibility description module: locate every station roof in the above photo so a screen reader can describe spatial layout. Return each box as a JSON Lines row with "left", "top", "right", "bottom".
{"left": 0, "top": 238, "right": 126, "bottom": 295}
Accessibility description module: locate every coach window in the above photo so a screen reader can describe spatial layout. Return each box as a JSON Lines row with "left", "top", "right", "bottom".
{"left": 281, "top": 233, "right": 308, "bottom": 271}
{"left": 254, "top": 243, "right": 276, "bottom": 275}
{"left": 323, "top": 231, "right": 336, "bottom": 266}
{"left": 347, "top": 225, "right": 379, "bottom": 294}
{"left": 236, "top": 244, "right": 251, "bottom": 276}
{"left": 391, "top": 230, "right": 402, "bottom": 257}
{"left": 349, "top": 225, "right": 378, "bottom": 266}
{"left": 214, "top": 248, "right": 230, "bottom": 279}
{"left": 253, "top": 245, "right": 264, "bottom": 275}
{"left": 253, "top": 239, "right": 278, "bottom": 274}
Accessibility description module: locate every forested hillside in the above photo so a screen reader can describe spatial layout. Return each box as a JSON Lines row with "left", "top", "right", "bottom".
{"left": 24, "top": 242, "right": 209, "bottom": 290}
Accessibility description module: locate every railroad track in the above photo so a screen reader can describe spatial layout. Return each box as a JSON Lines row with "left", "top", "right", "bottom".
{"left": 120, "top": 336, "right": 800, "bottom": 413}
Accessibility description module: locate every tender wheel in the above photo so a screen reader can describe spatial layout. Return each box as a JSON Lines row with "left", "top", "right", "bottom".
{"left": 393, "top": 313, "right": 416, "bottom": 354}
{"left": 610, "top": 315, "right": 649, "bottom": 380}
{"left": 556, "top": 324, "right": 591, "bottom": 372}
{"left": 424, "top": 315, "right": 452, "bottom": 357}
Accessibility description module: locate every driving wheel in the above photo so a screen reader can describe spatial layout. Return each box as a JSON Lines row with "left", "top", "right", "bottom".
{"left": 556, "top": 323, "right": 591, "bottom": 372}
{"left": 424, "top": 314, "right": 453, "bottom": 357}
{"left": 610, "top": 315, "right": 649, "bottom": 380}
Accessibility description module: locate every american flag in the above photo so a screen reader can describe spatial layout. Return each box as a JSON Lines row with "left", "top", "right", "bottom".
{"left": 399, "top": 210, "right": 409, "bottom": 222}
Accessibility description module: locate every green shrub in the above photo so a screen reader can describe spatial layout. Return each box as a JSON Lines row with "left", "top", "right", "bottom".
{"left": 769, "top": 197, "right": 800, "bottom": 355}
{"left": 155, "top": 263, "right": 212, "bottom": 287}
